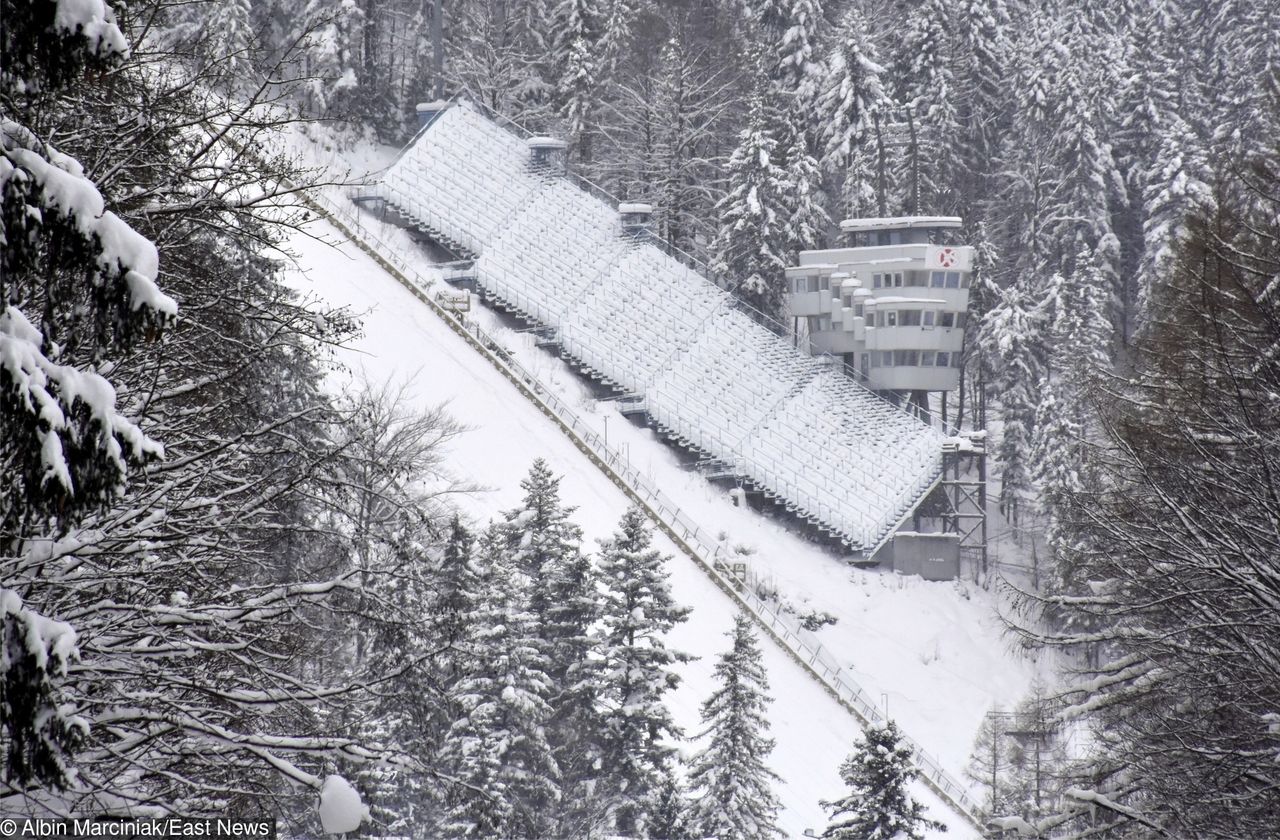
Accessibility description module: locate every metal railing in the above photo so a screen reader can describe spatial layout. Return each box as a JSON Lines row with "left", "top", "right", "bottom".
{"left": 304, "top": 188, "right": 983, "bottom": 829}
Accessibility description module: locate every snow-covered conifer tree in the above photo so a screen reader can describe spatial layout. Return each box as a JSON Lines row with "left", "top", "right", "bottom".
{"left": 647, "top": 772, "right": 694, "bottom": 840}
{"left": 712, "top": 87, "right": 791, "bottom": 315}
{"left": 440, "top": 525, "right": 560, "bottom": 838}
{"left": 501, "top": 458, "right": 585, "bottom": 621}
{"left": 817, "top": 6, "right": 886, "bottom": 175}
{"left": 205, "top": 0, "right": 256, "bottom": 85}
{"left": 596, "top": 507, "right": 691, "bottom": 836}
{"left": 1135, "top": 116, "right": 1214, "bottom": 329}
{"left": 772, "top": 0, "right": 825, "bottom": 103}
{"left": 544, "top": 536, "right": 608, "bottom": 836}
{"left": 891, "top": 0, "right": 961, "bottom": 214}
{"left": 820, "top": 720, "right": 945, "bottom": 840}
{"left": 979, "top": 280, "right": 1045, "bottom": 525}
{"left": 554, "top": 0, "right": 600, "bottom": 158}
{"left": 1, "top": 0, "right": 174, "bottom": 788}
{"left": 688, "top": 614, "right": 783, "bottom": 840}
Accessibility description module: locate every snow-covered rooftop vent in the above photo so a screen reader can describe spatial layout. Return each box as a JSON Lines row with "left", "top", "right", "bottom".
{"left": 527, "top": 136, "right": 569, "bottom": 175}
{"left": 415, "top": 100, "right": 452, "bottom": 129}
{"left": 839, "top": 216, "right": 963, "bottom": 233}
{"left": 619, "top": 202, "right": 654, "bottom": 238}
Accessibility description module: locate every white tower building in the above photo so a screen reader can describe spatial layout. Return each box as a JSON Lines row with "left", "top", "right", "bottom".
{"left": 785, "top": 216, "right": 973, "bottom": 408}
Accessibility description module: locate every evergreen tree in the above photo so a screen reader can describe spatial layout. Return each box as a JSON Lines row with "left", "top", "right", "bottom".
{"left": 1, "top": 0, "right": 173, "bottom": 790}
{"left": 1135, "top": 115, "right": 1215, "bottom": 330}
{"left": 820, "top": 720, "right": 945, "bottom": 840}
{"left": 772, "top": 0, "right": 825, "bottom": 103}
{"left": 891, "top": 0, "right": 961, "bottom": 214}
{"left": 688, "top": 614, "right": 783, "bottom": 840}
{"left": 554, "top": 0, "right": 601, "bottom": 160}
{"left": 978, "top": 280, "right": 1045, "bottom": 525}
{"left": 951, "top": 0, "right": 1012, "bottom": 209}
{"left": 817, "top": 6, "right": 887, "bottom": 177}
{"left": 502, "top": 458, "right": 584, "bottom": 623}
{"left": 647, "top": 772, "right": 694, "bottom": 840}
{"left": 596, "top": 507, "right": 691, "bottom": 836}
{"left": 205, "top": 0, "right": 256, "bottom": 86}
{"left": 712, "top": 86, "right": 790, "bottom": 315}
{"left": 545, "top": 539, "right": 608, "bottom": 837}
{"left": 440, "top": 525, "right": 560, "bottom": 838}
{"left": 778, "top": 119, "right": 830, "bottom": 257}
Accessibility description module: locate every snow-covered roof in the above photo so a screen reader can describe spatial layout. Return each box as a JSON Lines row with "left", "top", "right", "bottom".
{"left": 415, "top": 100, "right": 451, "bottom": 112}
{"left": 839, "top": 216, "right": 963, "bottom": 233}
{"left": 527, "top": 136, "right": 568, "bottom": 150}
{"left": 618, "top": 202, "right": 653, "bottom": 215}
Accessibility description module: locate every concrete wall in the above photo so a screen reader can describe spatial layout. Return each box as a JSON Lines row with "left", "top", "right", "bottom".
{"left": 888, "top": 532, "right": 961, "bottom": 581}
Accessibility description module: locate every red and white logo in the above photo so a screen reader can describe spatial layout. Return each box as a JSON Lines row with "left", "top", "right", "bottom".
{"left": 937, "top": 247, "right": 957, "bottom": 268}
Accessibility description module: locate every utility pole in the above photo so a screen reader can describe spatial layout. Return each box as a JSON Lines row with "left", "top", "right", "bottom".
{"left": 431, "top": 0, "right": 444, "bottom": 99}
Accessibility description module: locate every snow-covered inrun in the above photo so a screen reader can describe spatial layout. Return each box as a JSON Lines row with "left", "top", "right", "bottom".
{"left": 380, "top": 99, "right": 943, "bottom": 554}
{"left": 280, "top": 191, "right": 1038, "bottom": 835}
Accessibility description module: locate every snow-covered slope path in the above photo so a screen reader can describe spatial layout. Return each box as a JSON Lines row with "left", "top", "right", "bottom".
{"left": 280, "top": 211, "right": 978, "bottom": 837}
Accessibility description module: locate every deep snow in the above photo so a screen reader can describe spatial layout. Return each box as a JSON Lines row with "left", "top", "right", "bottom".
{"left": 280, "top": 208, "right": 1038, "bottom": 836}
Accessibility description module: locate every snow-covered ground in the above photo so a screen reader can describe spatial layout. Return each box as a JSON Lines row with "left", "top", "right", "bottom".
{"left": 278, "top": 207, "right": 1039, "bottom": 836}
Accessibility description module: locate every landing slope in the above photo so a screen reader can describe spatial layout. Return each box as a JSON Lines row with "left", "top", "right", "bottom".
{"left": 282, "top": 217, "right": 979, "bottom": 838}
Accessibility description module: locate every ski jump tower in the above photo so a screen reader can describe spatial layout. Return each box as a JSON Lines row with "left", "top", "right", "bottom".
{"left": 785, "top": 217, "right": 973, "bottom": 420}
{"left": 786, "top": 217, "right": 988, "bottom": 579}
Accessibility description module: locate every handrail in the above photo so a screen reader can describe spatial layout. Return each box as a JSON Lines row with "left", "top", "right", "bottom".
{"left": 305, "top": 189, "right": 983, "bottom": 830}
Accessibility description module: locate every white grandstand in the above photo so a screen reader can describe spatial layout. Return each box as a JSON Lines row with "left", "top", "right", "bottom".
{"left": 379, "top": 99, "right": 946, "bottom": 554}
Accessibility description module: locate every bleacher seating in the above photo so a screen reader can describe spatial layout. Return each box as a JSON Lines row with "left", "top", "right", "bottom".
{"left": 380, "top": 99, "right": 946, "bottom": 552}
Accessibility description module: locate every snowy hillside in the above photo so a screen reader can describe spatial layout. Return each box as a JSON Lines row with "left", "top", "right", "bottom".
{"left": 280, "top": 205, "right": 1035, "bottom": 837}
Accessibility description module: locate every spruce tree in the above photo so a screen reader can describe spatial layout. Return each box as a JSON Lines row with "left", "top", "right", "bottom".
{"left": 440, "top": 525, "right": 561, "bottom": 838}
{"left": 892, "top": 0, "right": 961, "bottom": 214}
{"left": 817, "top": 6, "right": 888, "bottom": 177}
{"left": 502, "top": 458, "right": 585, "bottom": 623}
{"left": 688, "top": 614, "right": 783, "bottom": 840}
{"left": 821, "top": 720, "right": 945, "bottom": 840}
{"left": 647, "top": 772, "right": 694, "bottom": 840}
{"left": 978, "top": 280, "right": 1046, "bottom": 525}
{"left": 596, "top": 507, "right": 691, "bottom": 836}
{"left": 545, "top": 539, "right": 608, "bottom": 837}
{"left": 712, "top": 85, "right": 790, "bottom": 315}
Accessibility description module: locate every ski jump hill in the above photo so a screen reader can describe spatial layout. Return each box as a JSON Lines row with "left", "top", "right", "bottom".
{"left": 377, "top": 98, "right": 945, "bottom": 558}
